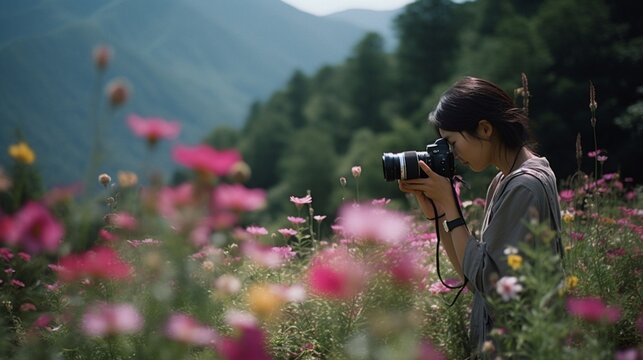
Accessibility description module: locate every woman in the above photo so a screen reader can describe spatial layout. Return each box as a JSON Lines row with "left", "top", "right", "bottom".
{"left": 399, "top": 77, "right": 563, "bottom": 356}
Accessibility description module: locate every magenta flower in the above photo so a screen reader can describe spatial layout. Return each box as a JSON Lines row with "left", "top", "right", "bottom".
{"left": 4, "top": 201, "right": 64, "bottom": 254}
{"left": 10, "top": 279, "right": 25, "bottom": 288}
{"left": 587, "top": 149, "right": 604, "bottom": 158}
{"left": 165, "top": 313, "right": 219, "bottom": 348}
{"left": 212, "top": 184, "right": 266, "bottom": 212}
{"left": 559, "top": 190, "right": 575, "bottom": 203}
{"left": 566, "top": 297, "right": 621, "bottom": 323}
{"left": 127, "top": 113, "right": 181, "bottom": 146}
{"left": 307, "top": 247, "right": 367, "bottom": 300}
{"left": 289, "top": 194, "right": 312, "bottom": 207}
{"left": 287, "top": 216, "right": 306, "bottom": 225}
{"left": 53, "top": 247, "right": 132, "bottom": 282}
{"left": 217, "top": 323, "right": 271, "bottom": 360}
{"left": 172, "top": 144, "right": 241, "bottom": 177}
{"left": 386, "top": 247, "right": 425, "bottom": 287}
{"left": 571, "top": 231, "right": 585, "bottom": 242}
{"left": 82, "top": 303, "right": 143, "bottom": 337}
{"left": 339, "top": 203, "right": 409, "bottom": 244}
{"left": 278, "top": 228, "right": 297, "bottom": 237}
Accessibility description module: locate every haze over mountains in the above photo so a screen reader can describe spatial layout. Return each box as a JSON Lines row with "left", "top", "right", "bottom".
{"left": 0, "top": 0, "right": 400, "bottom": 188}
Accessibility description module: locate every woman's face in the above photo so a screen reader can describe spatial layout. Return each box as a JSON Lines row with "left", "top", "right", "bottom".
{"left": 438, "top": 128, "right": 491, "bottom": 172}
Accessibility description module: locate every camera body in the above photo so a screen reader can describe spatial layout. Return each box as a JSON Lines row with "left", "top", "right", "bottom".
{"left": 382, "top": 138, "right": 454, "bottom": 181}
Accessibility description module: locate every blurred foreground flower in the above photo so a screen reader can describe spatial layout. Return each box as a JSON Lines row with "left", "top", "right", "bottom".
{"left": 165, "top": 313, "right": 218, "bottom": 348}
{"left": 339, "top": 203, "right": 409, "bottom": 244}
{"left": 218, "top": 319, "right": 271, "bottom": 360}
{"left": 213, "top": 184, "right": 266, "bottom": 212}
{"left": 82, "top": 303, "right": 143, "bottom": 337}
{"left": 127, "top": 113, "right": 181, "bottom": 147}
{"left": 307, "top": 246, "right": 367, "bottom": 300}
{"left": 566, "top": 297, "right": 621, "bottom": 323}
{"left": 8, "top": 142, "right": 35, "bottom": 164}
{"left": 173, "top": 144, "right": 241, "bottom": 177}
{"left": 3, "top": 201, "right": 63, "bottom": 254}
{"left": 52, "top": 247, "right": 132, "bottom": 282}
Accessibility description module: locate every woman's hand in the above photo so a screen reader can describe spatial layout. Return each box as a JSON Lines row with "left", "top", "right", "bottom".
{"left": 398, "top": 160, "right": 455, "bottom": 211}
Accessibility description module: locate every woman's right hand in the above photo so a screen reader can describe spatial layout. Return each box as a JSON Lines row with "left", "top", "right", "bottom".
{"left": 398, "top": 180, "right": 443, "bottom": 219}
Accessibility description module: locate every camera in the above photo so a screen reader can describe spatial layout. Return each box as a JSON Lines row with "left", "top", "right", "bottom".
{"left": 382, "top": 138, "right": 454, "bottom": 181}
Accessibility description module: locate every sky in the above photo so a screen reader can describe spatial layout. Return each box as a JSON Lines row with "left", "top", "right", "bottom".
{"left": 280, "top": 0, "right": 416, "bottom": 16}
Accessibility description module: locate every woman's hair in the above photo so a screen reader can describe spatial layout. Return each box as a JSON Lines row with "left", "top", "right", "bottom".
{"left": 428, "top": 77, "right": 533, "bottom": 150}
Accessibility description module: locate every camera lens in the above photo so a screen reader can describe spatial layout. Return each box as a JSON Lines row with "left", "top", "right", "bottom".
{"left": 382, "top": 151, "right": 426, "bottom": 181}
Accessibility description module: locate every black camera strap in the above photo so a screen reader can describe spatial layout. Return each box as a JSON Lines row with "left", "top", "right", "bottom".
{"left": 432, "top": 178, "right": 468, "bottom": 307}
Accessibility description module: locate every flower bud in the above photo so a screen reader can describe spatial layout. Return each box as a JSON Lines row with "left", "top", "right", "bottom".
{"left": 98, "top": 173, "right": 111, "bottom": 187}
{"left": 351, "top": 166, "right": 362, "bottom": 178}
{"left": 106, "top": 78, "right": 131, "bottom": 107}
{"left": 93, "top": 45, "right": 112, "bottom": 71}
{"left": 339, "top": 177, "right": 347, "bottom": 187}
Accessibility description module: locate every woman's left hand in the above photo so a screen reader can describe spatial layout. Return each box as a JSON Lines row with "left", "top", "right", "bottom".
{"left": 398, "top": 160, "right": 454, "bottom": 209}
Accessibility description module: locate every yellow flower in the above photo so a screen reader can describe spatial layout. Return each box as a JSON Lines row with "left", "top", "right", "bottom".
{"left": 562, "top": 211, "right": 575, "bottom": 224}
{"left": 565, "top": 275, "right": 579, "bottom": 290}
{"left": 8, "top": 142, "right": 35, "bottom": 164}
{"left": 117, "top": 171, "right": 138, "bottom": 187}
{"left": 507, "top": 254, "right": 523, "bottom": 270}
{"left": 247, "top": 284, "right": 284, "bottom": 320}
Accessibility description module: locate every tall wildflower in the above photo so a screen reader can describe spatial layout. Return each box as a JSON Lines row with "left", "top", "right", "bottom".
{"left": 8, "top": 142, "right": 36, "bottom": 164}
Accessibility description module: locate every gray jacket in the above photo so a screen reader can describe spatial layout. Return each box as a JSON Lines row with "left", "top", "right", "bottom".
{"left": 462, "top": 157, "right": 563, "bottom": 355}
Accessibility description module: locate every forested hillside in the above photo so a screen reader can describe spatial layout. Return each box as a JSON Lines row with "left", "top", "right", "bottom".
{"left": 209, "top": 0, "right": 642, "bottom": 223}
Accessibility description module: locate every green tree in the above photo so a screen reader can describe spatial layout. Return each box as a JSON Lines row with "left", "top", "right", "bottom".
{"left": 345, "top": 33, "right": 392, "bottom": 132}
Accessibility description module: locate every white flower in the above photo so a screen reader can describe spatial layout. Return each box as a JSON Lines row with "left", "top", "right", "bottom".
{"left": 496, "top": 276, "right": 523, "bottom": 301}
{"left": 503, "top": 246, "right": 519, "bottom": 255}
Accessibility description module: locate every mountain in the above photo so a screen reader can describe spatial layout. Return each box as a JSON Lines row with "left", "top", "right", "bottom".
{"left": 0, "top": 0, "right": 370, "bottom": 188}
{"left": 325, "top": 8, "right": 402, "bottom": 50}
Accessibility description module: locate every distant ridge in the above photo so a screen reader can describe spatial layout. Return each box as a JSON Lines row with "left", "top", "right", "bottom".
{"left": 325, "top": 8, "right": 403, "bottom": 50}
{"left": 0, "top": 0, "right": 370, "bottom": 187}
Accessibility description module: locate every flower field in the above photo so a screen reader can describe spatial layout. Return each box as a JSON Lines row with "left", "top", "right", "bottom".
{"left": 1, "top": 48, "right": 641, "bottom": 360}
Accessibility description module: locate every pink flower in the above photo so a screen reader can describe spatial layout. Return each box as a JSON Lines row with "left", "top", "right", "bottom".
{"left": 587, "top": 149, "right": 604, "bottom": 158}
{"left": 351, "top": 166, "right": 362, "bottom": 178}
{"left": 571, "top": 231, "right": 585, "bottom": 242}
{"left": 0, "top": 247, "right": 13, "bottom": 261}
{"left": 106, "top": 212, "right": 137, "bottom": 230}
{"left": 17, "top": 252, "right": 31, "bottom": 262}
{"left": 11, "top": 279, "right": 25, "bottom": 288}
{"left": 495, "top": 276, "right": 523, "bottom": 301}
{"left": 559, "top": 190, "right": 575, "bottom": 203}
{"left": 245, "top": 226, "right": 268, "bottom": 236}
{"left": 278, "top": 228, "right": 297, "bottom": 237}
{"left": 271, "top": 246, "right": 296, "bottom": 261}
{"left": 307, "top": 247, "right": 367, "bottom": 299}
{"left": 4, "top": 202, "right": 64, "bottom": 254}
{"left": 127, "top": 113, "right": 181, "bottom": 146}
{"left": 289, "top": 195, "right": 312, "bottom": 207}
{"left": 371, "top": 198, "right": 391, "bottom": 206}
{"left": 99, "top": 229, "right": 117, "bottom": 242}
{"left": 597, "top": 155, "right": 608, "bottom": 162}
{"left": 34, "top": 314, "right": 53, "bottom": 329}
{"left": 566, "top": 297, "right": 621, "bottom": 323}
{"left": 339, "top": 203, "right": 409, "bottom": 244}
{"left": 213, "top": 184, "right": 266, "bottom": 212}
{"left": 287, "top": 216, "right": 306, "bottom": 225}
{"left": 614, "top": 349, "right": 638, "bottom": 360}
{"left": 386, "top": 247, "right": 425, "bottom": 287}
{"left": 165, "top": 313, "right": 218, "bottom": 347}
{"left": 20, "top": 303, "right": 37, "bottom": 312}
{"left": 53, "top": 247, "right": 132, "bottom": 282}
{"left": 242, "top": 240, "right": 286, "bottom": 268}
{"left": 429, "top": 279, "right": 462, "bottom": 295}
{"left": 82, "top": 303, "right": 143, "bottom": 337}
{"left": 172, "top": 144, "right": 241, "bottom": 177}
{"left": 217, "top": 323, "right": 271, "bottom": 360}
{"left": 157, "top": 183, "right": 195, "bottom": 229}
{"left": 313, "top": 215, "right": 327, "bottom": 223}
{"left": 418, "top": 340, "right": 447, "bottom": 360}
